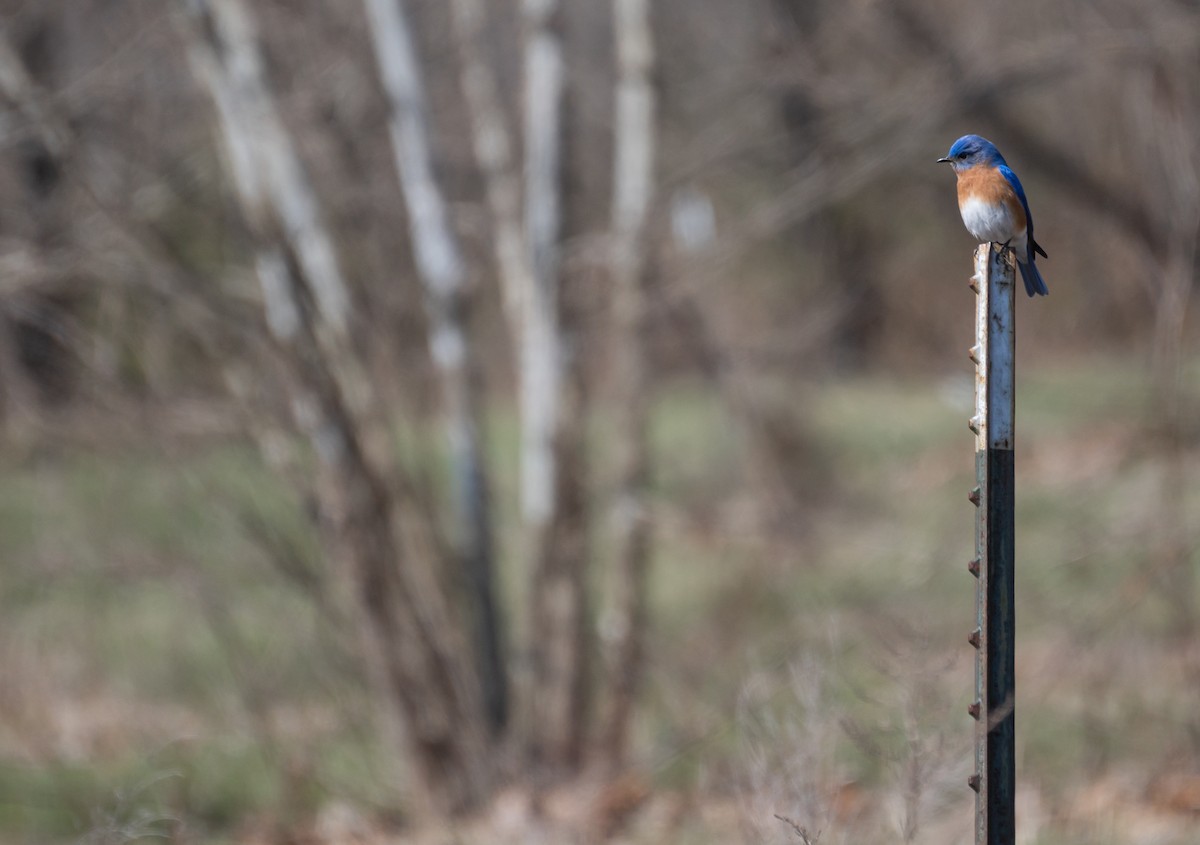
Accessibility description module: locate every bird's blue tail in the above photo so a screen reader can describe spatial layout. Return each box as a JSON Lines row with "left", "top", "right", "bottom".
{"left": 1017, "top": 258, "right": 1049, "bottom": 297}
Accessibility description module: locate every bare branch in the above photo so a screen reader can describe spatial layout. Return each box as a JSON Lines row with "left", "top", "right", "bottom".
{"left": 774, "top": 813, "right": 821, "bottom": 844}
{"left": 601, "top": 0, "right": 657, "bottom": 770}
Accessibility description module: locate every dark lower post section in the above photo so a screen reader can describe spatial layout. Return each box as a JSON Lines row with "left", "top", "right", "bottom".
{"left": 986, "top": 446, "right": 1015, "bottom": 844}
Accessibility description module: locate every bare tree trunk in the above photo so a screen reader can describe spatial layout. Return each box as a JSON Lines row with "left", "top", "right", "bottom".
{"left": 601, "top": 0, "right": 657, "bottom": 772}
{"left": 361, "top": 0, "right": 507, "bottom": 736}
{"left": 448, "top": 0, "right": 533, "bottom": 339}
{"left": 528, "top": 343, "right": 592, "bottom": 775}
{"left": 521, "top": 0, "right": 566, "bottom": 529}
{"left": 450, "top": 0, "right": 593, "bottom": 772}
{"left": 176, "top": 0, "right": 492, "bottom": 815}
{"left": 522, "top": 0, "right": 592, "bottom": 774}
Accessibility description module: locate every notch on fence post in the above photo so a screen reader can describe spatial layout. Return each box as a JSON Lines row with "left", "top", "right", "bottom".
{"left": 969, "top": 243, "right": 1016, "bottom": 844}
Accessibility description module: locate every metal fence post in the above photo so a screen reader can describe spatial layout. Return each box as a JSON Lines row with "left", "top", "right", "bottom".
{"left": 968, "top": 244, "right": 1016, "bottom": 844}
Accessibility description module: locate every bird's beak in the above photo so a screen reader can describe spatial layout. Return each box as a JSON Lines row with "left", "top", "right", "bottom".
{"left": 937, "top": 157, "right": 951, "bottom": 163}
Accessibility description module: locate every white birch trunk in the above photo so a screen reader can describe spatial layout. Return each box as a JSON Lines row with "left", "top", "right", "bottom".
{"left": 189, "top": 0, "right": 349, "bottom": 333}
{"left": 177, "top": 2, "right": 294, "bottom": 332}
{"left": 177, "top": 0, "right": 353, "bottom": 461}
{"left": 177, "top": 0, "right": 492, "bottom": 813}
{"left": 521, "top": 0, "right": 566, "bottom": 528}
{"left": 361, "top": 0, "right": 466, "bottom": 317}
{"left": 602, "top": 0, "right": 656, "bottom": 768}
{"left": 521, "top": 0, "right": 594, "bottom": 772}
{"left": 360, "top": 0, "right": 506, "bottom": 734}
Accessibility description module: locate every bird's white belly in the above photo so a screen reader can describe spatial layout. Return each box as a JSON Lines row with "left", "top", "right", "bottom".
{"left": 960, "top": 196, "right": 1019, "bottom": 243}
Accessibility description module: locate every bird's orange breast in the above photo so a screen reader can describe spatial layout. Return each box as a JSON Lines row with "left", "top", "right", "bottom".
{"left": 957, "top": 166, "right": 1027, "bottom": 230}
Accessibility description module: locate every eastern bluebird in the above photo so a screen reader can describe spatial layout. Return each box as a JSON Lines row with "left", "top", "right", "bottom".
{"left": 939, "top": 134, "right": 1049, "bottom": 297}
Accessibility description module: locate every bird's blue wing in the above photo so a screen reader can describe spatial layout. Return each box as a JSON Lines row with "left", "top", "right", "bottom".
{"left": 999, "top": 164, "right": 1048, "bottom": 259}
{"left": 997, "top": 166, "right": 1032, "bottom": 233}
{"left": 999, "top": 164, "right": 1049, "bottom": 292}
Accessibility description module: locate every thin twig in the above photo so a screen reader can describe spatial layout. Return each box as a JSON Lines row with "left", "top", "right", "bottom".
{"left": 774, "top": 813, "right": 821, "bottom": 844}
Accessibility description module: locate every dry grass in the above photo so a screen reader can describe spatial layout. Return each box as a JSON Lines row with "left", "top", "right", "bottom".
{"left": 1, "top": 357, "right": 1198, "bottom": 844}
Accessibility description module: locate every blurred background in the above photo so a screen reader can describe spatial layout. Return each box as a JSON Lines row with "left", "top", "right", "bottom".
{"left": 1, "top": 0, "right": 1198, "bottom": 842}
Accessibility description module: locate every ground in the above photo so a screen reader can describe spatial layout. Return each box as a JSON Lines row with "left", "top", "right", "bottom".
{"left": 1, "top": 356, "right": 1198, "bottom": 844}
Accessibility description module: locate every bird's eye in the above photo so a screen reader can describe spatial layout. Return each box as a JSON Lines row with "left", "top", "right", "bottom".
{"left": 956, "top": 152, "right": 967, "bottom": 160}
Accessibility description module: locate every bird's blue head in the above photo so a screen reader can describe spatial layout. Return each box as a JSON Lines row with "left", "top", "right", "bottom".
{"left": 938, "top": 134, "right": 1006, "bottom": 172}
